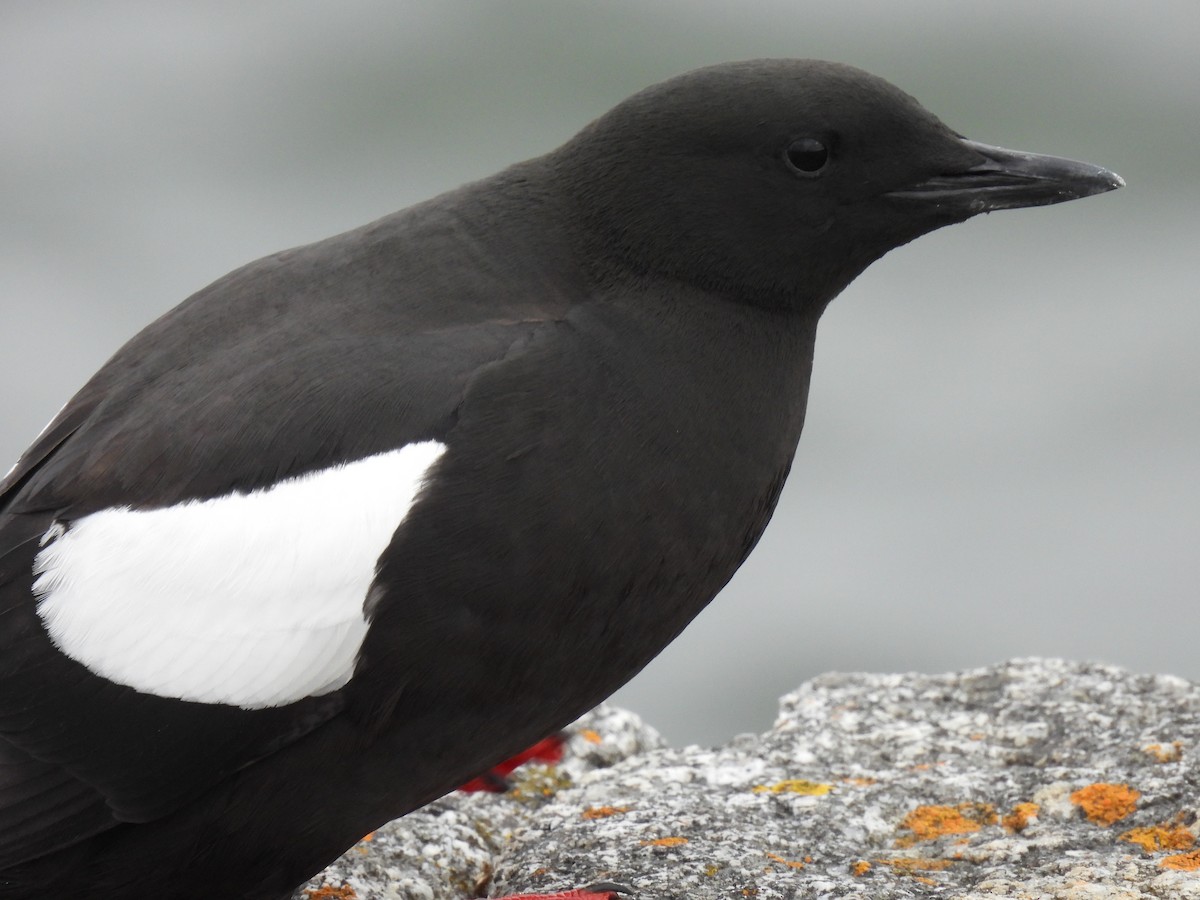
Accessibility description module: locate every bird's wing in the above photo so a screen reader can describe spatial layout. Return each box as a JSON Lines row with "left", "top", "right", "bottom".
{"left": 0, "top": 290, "right": 555, "bottom": 866}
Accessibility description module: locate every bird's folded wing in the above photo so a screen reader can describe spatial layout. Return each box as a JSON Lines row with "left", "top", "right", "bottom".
{"left": 0, "top": 312, "right": 555, "bottom": 867}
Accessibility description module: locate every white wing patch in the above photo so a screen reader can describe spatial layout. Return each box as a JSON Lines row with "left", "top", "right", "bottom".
{"left": 32, "top": 440, "right": 447, "bottom": 709}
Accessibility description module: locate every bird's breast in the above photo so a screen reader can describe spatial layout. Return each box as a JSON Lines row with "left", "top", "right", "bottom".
{"left": 361, "top": 298, "right": 818, "bottom": 734}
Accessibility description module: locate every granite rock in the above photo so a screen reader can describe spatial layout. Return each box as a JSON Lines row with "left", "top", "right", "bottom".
{"left": 298, "top": 660, "right": 1200, "bottom": 899}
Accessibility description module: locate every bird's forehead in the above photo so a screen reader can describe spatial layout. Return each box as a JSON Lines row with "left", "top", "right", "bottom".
{"left": 613, "top": 59, "right": 950, "bottom": 149}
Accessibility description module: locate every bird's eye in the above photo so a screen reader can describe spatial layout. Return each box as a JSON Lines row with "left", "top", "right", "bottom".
{"left": 784, "top": 138, "right": 829, "bottom": 175}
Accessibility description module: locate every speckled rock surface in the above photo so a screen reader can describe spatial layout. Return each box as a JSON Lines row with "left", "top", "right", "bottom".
{"left": 299, "top": 660, "right": 1200, "bottom": 899}
{"left": 296, "top": 704, "right": 667, "bottom": 900}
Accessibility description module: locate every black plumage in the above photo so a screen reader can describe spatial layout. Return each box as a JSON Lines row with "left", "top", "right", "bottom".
{"left": 0, "top": 60, "right": 1120, "bottom": 899}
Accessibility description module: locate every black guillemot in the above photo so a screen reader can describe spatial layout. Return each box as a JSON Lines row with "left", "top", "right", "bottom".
{"left": 0, "top": 59, "right": 1121, "bottom": 899}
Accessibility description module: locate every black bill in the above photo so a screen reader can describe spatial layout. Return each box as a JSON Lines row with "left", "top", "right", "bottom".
{"left": 887, "top": 139, "right": 1124, "bottom": 213}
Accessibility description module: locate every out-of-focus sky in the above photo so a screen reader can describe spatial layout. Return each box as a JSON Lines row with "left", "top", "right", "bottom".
{"left": 2, "top": 1, "right": 1196, "bottom": 746}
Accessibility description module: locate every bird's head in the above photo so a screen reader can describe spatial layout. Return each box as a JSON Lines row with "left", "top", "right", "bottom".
{"left": 551, "top": 59, "right": 1122, "bottom": 311}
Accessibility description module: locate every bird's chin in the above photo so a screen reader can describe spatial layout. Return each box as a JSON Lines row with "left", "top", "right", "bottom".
{"left": 883, "top": 139, "right": 1124, "bottom": 215}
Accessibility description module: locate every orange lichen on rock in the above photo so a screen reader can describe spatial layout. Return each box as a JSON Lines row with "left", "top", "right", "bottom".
{"left": 875, "top": 858, "right": 954, "bottom": 879}
{"left": 751, "top": 779, "right": 832, "bottom": 796}
{"left": 582, "top": 805, "right": 631, "bottom": 820}
{"left": 580, "top": 729, "right": 603, "bottom": 745}
{"left": 641, "top": 836, "right": 688, "bottom": 847}
{"left": 842, "top": 777, "right": 876, "bottom": 787}
{"left": 887, "top": 858, "right": 953, "bottom": 872}
{"left": 958, "top": 802, "right": 998, "bottom": 826}
{"left": 305, "top": 886, "right": 357, "bottom": 900}
{"left": 1161, "top": 850, "right": 1200, "bottom": 871}
{"left": 1120, "top": 819, "right": 1195, "bottom": 853}
{"left": 764, "top": 852, "right": 806, "bottom": 870}
{"left": 853, "top": 859, "right": 947, "bottom": 885}
{"left": 1070, "top": 783, "right": 1140, "bottom": 826}
{"left": 896, "top": 803, "right": 996, "bottom": 846}
{"left": 1142, "top": 742, "right": 1184, "bottom": 763}
{"left": 1002, "top": 802, "right": 1040, "bottom": 833}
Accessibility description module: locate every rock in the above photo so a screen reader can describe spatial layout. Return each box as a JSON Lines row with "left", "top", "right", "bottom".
{"left": 298, "top": 660, "right": 1200, "bottom": 899}
{"left": 296, "top": 705, "right": 666, "bottom": 900}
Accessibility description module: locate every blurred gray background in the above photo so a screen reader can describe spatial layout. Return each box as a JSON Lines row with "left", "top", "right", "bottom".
{"left": 2, "top": 1, "right": 1196, "bottom": 747}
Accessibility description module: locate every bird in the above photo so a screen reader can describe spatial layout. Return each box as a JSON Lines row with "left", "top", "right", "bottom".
{"left": 0, "top": 59, "right": 1121, "bottom": 900}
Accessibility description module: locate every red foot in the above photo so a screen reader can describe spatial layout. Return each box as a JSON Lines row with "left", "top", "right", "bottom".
{"left": 457, "top": 733, "right": 567, "bottom": 793}
{"left": 494, "top": 882, "right": 633, "bottom": 900}
{"left": 494, "top": 891, "right": 612, "bottom": 900}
